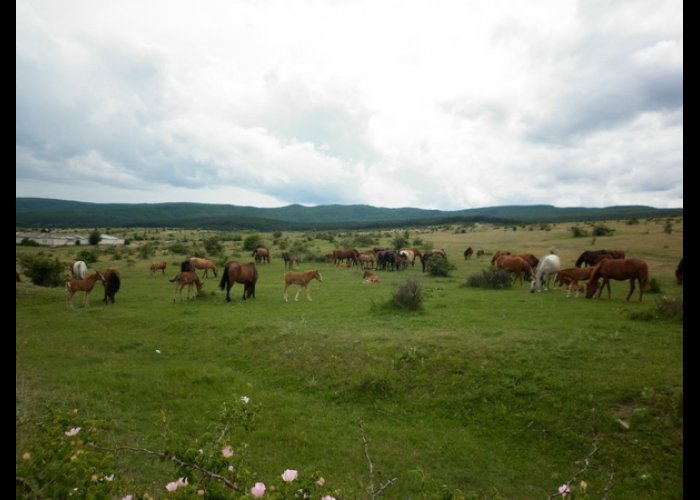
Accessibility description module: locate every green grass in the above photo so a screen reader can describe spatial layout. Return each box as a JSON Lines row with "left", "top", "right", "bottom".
{"left": 16, "top": 220, "right": 683, "bottom": 498}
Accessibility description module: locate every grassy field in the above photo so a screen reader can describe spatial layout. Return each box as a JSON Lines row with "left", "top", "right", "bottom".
{"left": 16, "top": 219, "right": 683, "bottom": 498}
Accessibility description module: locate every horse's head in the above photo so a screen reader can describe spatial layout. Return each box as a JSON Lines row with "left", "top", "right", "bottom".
{"left": 315, "top": 270, "right": 323, "bottom": 282}
{"left": 585, "top": 279, "right": 599, "bottom": 298}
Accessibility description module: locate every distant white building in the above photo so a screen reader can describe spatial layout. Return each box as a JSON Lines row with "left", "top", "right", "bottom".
{"left": 16, "top": 232, "right": 125, "bottom": 246}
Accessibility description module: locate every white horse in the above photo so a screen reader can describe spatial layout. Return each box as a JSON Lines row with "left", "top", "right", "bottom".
{"left": 72, "top": 260, "right": 88, "bottom": 280}
{"left": 530, "top": 254, "right": 560, "bottom": 292}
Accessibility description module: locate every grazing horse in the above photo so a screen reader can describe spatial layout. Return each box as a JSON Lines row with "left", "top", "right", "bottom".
{"left": 419, "top": 251, "right": 446, "bottom": 272}
{"left": 586, "top": 258, "right": 649, "bottom": 301}
{"left": 181, "top": 260, "right": 195, "bottom": 272}
{"left": 530, "top": 254, "right": 561, "bottom": 292}
{"left": 283, "top": 270, "right": 322, "bottom": 302}
{"left": 676, "top": 258, "right": 683, "bottom": 285}
{"left": 65, "top": 271, "right": 105, "bottom": 309}
{"left": 252, "top": 247, "right": 270, "bottom": 264}
{"left": 72, "top": 260, "right": 88, "bottom": 279}
{"left": 332, "top": 249, "right": 360, "bottom": 267}
{"left": 102, "top": 269, "right": 121, "bottom": 304}
{"left": 464, "top": 247, "right": 474, "bottom": 260}
{"left": 490, "top": 251, "right": 511, "bottom": 266}
{"left": 431, "top": 248, "right": 447, "bottom": 259}
{"left": 515, "top": 254, "right": 539, "bottom": 269}
{"left": 150, "top": 261, "right": 167, "bottom": 275}
{"left": 476, "top": 250, "right": 485, "bottom": 259}
{"left": 189, "top": 257, "right": 218, "bottom": 278}
{"left": 494, "top": 255, "right": 535, "bottom": 285}
{"left": 575, "top": 250, "right": 613, "bottom": 267}
{"left": 399, "top": 248, "right": 422, "bottom": 267}
{"left": 282, "top": 252, "right": 301, "bottom": 270}
{"left": 219, "top": 262, "right": 258, "bottom": 302}
{"left": 609, "top": 249, "right": 626, "bottom": 259}
{"left": 555, "top": 267, "right": 594, "bottom": 298}
{"left": 358, "top": 251, "right": 375, "bottom": 270}
{"left": 170, "top": 271, "right": 203, "bottom": 302}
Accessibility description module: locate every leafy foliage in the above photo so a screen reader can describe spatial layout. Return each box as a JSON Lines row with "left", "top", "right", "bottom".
{"left": 18, "top": 255, "right": 66, "bottom": 287}
{"left": 467, "top": 268, "right": 513, "bottom": 289}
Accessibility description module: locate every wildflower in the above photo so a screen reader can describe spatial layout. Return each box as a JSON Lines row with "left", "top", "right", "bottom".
{"left": 165, "top": 482, "right": 178, "bottom": 492}
{"left": 176, "top": 477, "right": 188, "bottom": 488}
{"left": 122, "top": 496, "right": 133, "bottom": 500}
{"left": 316, "top": 477, "right": 325, "bottom": 486}
{"left": 251, "top": 482, "right": 266, "bottom": 497}
{"left": 65, "top": 427, "right": 82, "bottom": 436}
{"left": 321, "top": 496, "right": 336, "bottom": 500}
{"left": 22, "top": 452, "right": 31, "bottom": 460}
{"left": 197, "top": 489, "right": 205, "bottom": 496}
{"left": 579, "top": 480, "right": 588, "bottom": 491}
{"left": 228, "top": 465, "right": 235, "bottom": 472}
{"left": 156, "top": 349, "right": 161, "bottom": 354}
{"left": 91, "top": 474, "right": 99, "bottom": 482}
{"left": 558, "top": 484, "right": 570, "bottom": 496}
{"left": 282, "top": 469, "right": 298, "bottom": 482}
{"left": 103, "top": 474, "right": 114, "bottom": 481}
{"left": 241, "top": 395, "right": 250, "bottom": 404}
{"left": 222, "top": 446, "right": 234, "bottom": 458}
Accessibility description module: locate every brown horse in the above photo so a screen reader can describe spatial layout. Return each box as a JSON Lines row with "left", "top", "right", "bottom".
{"left": 283, "top": 270, "right": 323, "bottom": 302}
{"left": 490, "top": 250, "right": 511, "bottom": 266}
{"left": 102, "top": 269, "right": 121, "bottom": 304}
{"left": 150, "top": 261, "right": 167, "bottom": 275}
{"left": 170, "top": 271, "right": 203, "bottom": 302}
{"left": 555, "top": 267, "right": 594, "bottom": 298}
{"left": 676, "top": 258, "right": 683, "bottom": 285}
{"left": 252, "top": 247, "right": 270, "bottom": 264}
{"left": 476, "top": 250, "right": 485, "bottom": 259}
{"left": 189, "top": 257, "right": 218, "bottom": 278}
{"left": 220, "top": 261, "right": 258, "bottom": 302}
{"left": 281, "top": 252, "right": 301, "bottom": 269}
{"left": 65, "top": 271, "right": 105, "bottom": 309}
{"left": 495, "top": 255, "right": 535, "bottom": 285}
{"left": 463, "top": 247, "right": 473, "bottom": 260}
{"left": 332, "top": 249, "right": 359, "bottom": 266}
{"left": 586, "top": 258, "right": 650, "bottom": 301}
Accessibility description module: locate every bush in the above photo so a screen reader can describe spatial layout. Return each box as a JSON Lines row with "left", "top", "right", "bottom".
{"left": 570, "top": 226, "right": 589, "bottom": 238}
{"left": 169, "top": 242, "right": 191, "bottom": 255}
{"left": 88, "top": 229, "right": 102, "bottom": 246}
{"left": 19, "top": 255, "right": 66, "bottom": 287}
{"left": 75, "top": 250, "right": 99, "bottom": 264}
{"left": 243, "top": 233, "right": 264, "bottom": 251}
{"left": 592, "top": 224, "right": 615, "bottom": 236}
{"left": 138, "top": 243, "right": 156, "bottom": 259}
{"left": 629, "top": 296, "right": 683, "bottom": 321}
{"left": 203, "top": 237, "right": 224, "bottom": 256}
{"left": 426, "top": 255, "right": 454, "bottom": 277}
{"left": 467, "top": 268, "right": 513, "bottom": 289}
{"left": 391, "top": 279, "right": 424, "bottom": 311}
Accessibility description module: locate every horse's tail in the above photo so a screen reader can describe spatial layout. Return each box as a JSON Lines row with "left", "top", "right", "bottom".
{"left": 219, "top": 263, "right": 230, "bottom": 290}
{"left": 639, "top": 262, "right": 651, "bottom": 291}
{"left": 111, "top": 273, "right": 121, "bottom": 294}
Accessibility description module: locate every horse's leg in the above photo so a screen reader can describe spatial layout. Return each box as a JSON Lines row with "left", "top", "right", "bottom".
{"left": 626, "top": 278, "right": 636, "bottom": 301}
{"left": 226, "top": 283, "right": 232, "bottom": 302}
{"left": 306, "top": 285, "right": 313, "bottom": 301}
{"left": 294, "top": 286, "right": 301, "bottom": 301}
{"left": 605, "top": 279, "right": 612, "bottom": 299}
{"left": 284, "top": 283, "right": 289, "bottom": 302}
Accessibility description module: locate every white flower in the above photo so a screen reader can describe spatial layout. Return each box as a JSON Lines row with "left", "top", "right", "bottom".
{"left": 65, "top": 427, "right": 81, "bottom": 436}
{"left": 240, "top": 395, "right": 250, "bottom": 404}
{"left": 155, "top": 349, "right": 161, "bottom": 354}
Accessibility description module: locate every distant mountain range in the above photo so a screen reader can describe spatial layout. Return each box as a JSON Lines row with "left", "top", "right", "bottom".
{"left": 16, "top": 198, "right": 683, "bottom": 230}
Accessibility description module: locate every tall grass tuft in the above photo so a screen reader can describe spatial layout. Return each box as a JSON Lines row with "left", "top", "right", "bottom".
{"left": 467, "top": 268, "right": 513, "bottom": 289}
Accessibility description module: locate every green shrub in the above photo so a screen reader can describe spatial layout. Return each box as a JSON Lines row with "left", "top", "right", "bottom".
{"left": 426, "top": 255, "right": 454, "bottom": 277}
{"left": 243, "top": 233, "right": 264, "bottom": 251}
{"left": 629, "top": 296, "right": 682, "bottom": 321}
{"left": 19, "top": 255, "right": 66, "bottom": 287}
{"left": 18, "top": 237, "right": 40, "bottom": 247}
{"left": 75, "top": 250, "right": 99, "bottom": 264}
{"left": 137, "top": 243, "right": 156, "bottom": 259}
{"left": 391, "top": 279, "right": 424, "bottom": 311}
{"left": 169, "top": 242, "right": 190, "bottom": 255}
{"left": 570, "top": 226, "right": 589, "bottom": 238}
{"left": 467, "top": 268, "right": 513, "bottom": 289}
{"left": 592, "top": 224, "right": 615, "bottom": 236}
{"left": 203, "top": 237, "right": 224, "bottom": 256}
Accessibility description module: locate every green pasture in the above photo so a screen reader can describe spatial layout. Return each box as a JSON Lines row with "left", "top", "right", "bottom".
{"left": 16, "top": 219, "right": 683, "bottom": 498}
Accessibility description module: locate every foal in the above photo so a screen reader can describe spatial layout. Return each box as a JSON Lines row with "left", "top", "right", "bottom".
{"left": 283, "top": 270, "right": 323, "bottom": 302}
{"left": 65, "top": 271, "right": 105, "bottom": 309}
{"left": 170, "top": 271, "right": 204, "bottom": 302}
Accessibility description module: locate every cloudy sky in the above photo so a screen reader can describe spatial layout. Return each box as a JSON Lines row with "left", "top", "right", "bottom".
{"left": 16, "top": 0, "right": 682, "bottom": 210}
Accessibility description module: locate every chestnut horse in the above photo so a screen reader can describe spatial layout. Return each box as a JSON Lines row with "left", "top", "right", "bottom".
{"left": 150, "top": 261, "right": 167, "bottom": 275}
{"left": 219, "top": 261, "right": 258, "bottom": 302}
{"left": 494, "top": 255, "right": 535, "bottom": 285}
{"left": 585, "top": 258, "right": 649, "bottom": 301}
{"left": 65, "top": 271, "right": 105, "bottom": 309}
{"left": 189, "top": 257, "right": 218, "bottom": 278}
{"left": 283, "top": 269, "right": 323, "bottom": 302}
{"left": 102, "top": 269, "right": 121, "bottom": 304}
{"left": 170, "top": 271, "right": 203, "bottom": 302}
{"left": 555, "top": 267, "right": 594, "bottom": 298}
{"left": 252, "top": 247, "right": 270, "bottom": 264}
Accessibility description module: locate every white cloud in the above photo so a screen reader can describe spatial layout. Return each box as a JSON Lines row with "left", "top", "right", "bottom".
{"left": 16, "top": 0, "right": 682, "bottom": 209}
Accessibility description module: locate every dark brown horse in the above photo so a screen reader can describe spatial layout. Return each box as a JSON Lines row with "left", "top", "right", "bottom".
{"left": 220, "top": 261, "right": 258, "bottom": 302}
{"left": 331, "top": 248, "right": 359, "bottom": 266}
{"left": 102, "top": 269, "right": 121, "bottom": 304}
{"left": 586, "top": 258, "right": 650, "bottom": 301}
{"left": 463, "top": 247, "right": 473, "bottom": 260}
{"left": 575, "top": 249, "right": 615, "bottom": 267}
{"left": 675, "top": 258, "right": 683, "bottom": 285}
{"left": 281, "top": 252, "right": 301, "bottom": 270}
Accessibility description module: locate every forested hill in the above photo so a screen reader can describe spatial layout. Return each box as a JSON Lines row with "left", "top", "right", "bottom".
{"left": 16, "top": 198, "right": 682, "bottom": 230}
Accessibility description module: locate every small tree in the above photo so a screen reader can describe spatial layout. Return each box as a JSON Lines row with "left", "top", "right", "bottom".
{"left": 392, "top": 235, "right": 409, "bottom": 250}
{"left": 88, "top": 229, "right": 102, "bottom": 246}
{"left": 243, "top": 233, "right": 264, "bottom": 252}
{"left": 19, "top": 255, "right": 65, "bottom": 287}
{"left": 203, "top": 237, "right": 224, "bottom": 256}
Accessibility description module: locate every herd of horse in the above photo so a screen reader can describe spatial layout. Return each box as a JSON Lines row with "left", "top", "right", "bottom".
{"left": 47, "top": 243, "right": 680, "bottom": 308}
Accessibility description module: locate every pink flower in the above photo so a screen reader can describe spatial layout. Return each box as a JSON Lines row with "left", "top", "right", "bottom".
{"left": 176, "top": 477, "right": 188, "bottom": 488}
{"left": 321, "top": 496, "right": 336, "bottom": 500}
{"left": 558, "top": 484, "right": 570, "bottom": 496}
{"left": 221, "top": 446, "right": 234, "bottom": 458}
{"left": 165, "top": 482, "right": 178, "bottom": 492}
{"left": 281, "top": 469, "right": 298, "bottom": 482}
{"left": 250, "top": 482, "right": 266, "bottom": 497}
{"left": 65, "top": 427, "right": 81, "bottom": 436}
